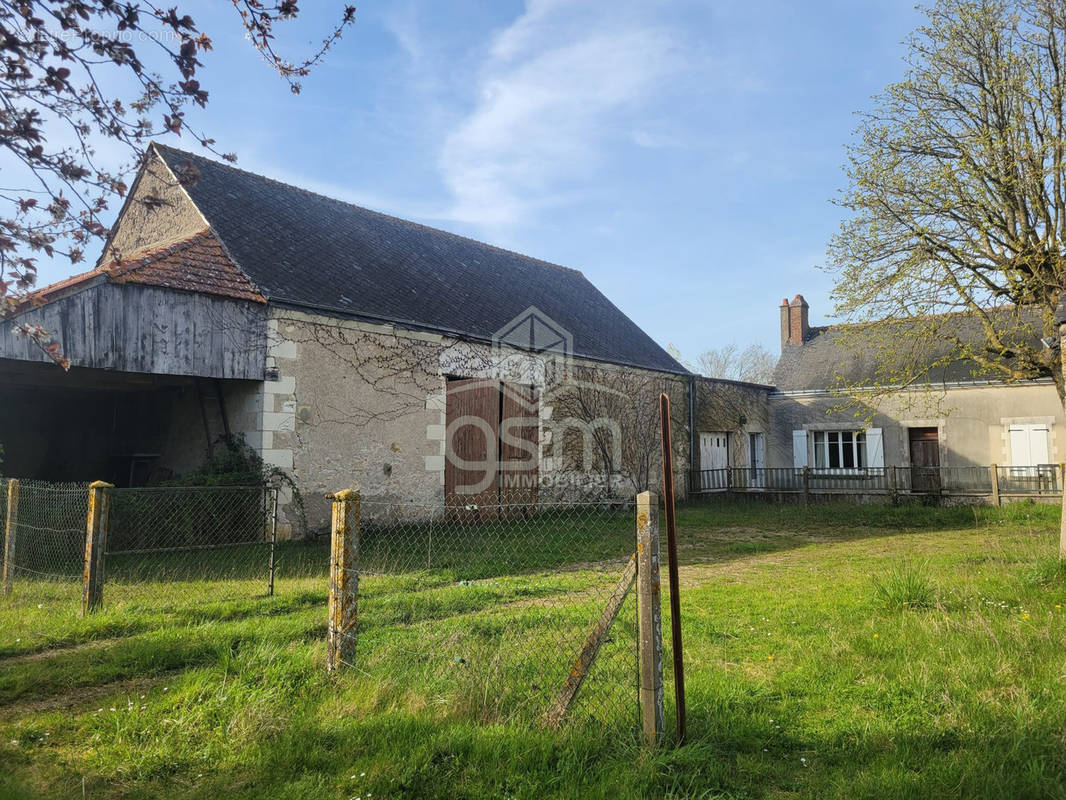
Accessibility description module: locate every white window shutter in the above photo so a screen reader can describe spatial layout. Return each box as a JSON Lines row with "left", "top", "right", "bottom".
{"left": 792, "top": 430, "right": 808, "bottom": 469}
{"left": 866, "top": 427, "right": 884, "bottom": 468}
{"left": 1009, "top": 426, "right": 1031, "bottom": 467}
{"left": 1031, "top": 425, "right": 1050, "bottom": 465}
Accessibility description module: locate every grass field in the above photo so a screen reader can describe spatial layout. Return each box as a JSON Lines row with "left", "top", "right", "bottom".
{"left": 2, "top": 500, "right": 1066, "bottom": 798}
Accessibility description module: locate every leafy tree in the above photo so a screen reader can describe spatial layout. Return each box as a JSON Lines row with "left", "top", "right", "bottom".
{"left": 0, "top": 1, "right": 355, "bottom": 366}
{"left": 826, "top": 0, "right": 1066, "bottom": 403}
{"left": 696, "top": 342, "right": 776, "bottom": 385}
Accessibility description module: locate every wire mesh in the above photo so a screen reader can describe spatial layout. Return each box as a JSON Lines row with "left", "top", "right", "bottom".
{"left": 3, "top": 479, "right": 87, "bottom": 591}
{"left": 0, "top": 479, "right": 88, "bottom": 647}
{"left": 333, "top": 499, "right": 640, "bottom": 730}
{"left": 103, "top": 485, "right": 278, "bottom": 612}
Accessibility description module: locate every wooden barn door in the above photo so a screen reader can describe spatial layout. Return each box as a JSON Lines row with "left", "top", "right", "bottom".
{"left": 445, "top": 379, "right": 540, "bottom": 519}
{"left": 445, "top": 378, "right": 500, "bottom": 517}
{"left": 501, "top": 384, "right": 539, "bottom": 513}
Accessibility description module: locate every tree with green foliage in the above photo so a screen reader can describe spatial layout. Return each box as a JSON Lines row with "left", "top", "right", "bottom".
{"left": 827, "top": 0, "right": 1066, "bottom": 555}
{"left": 827, "top": 0, "right": 1066, "bottom": 403}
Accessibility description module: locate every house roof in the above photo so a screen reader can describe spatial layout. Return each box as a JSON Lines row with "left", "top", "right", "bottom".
{"left": 773, "top": 310, "right": 1047, "bottom": 393}
{"left": 23, "top": 228, "right": 265, "bottom": 307}
{"left": 150, "top": 143, "right": 687, "bottom": 374}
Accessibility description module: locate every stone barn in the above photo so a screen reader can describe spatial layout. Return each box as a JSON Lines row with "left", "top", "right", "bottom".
{"left": 0, "top": 144, "right": 691, "bottom": 532}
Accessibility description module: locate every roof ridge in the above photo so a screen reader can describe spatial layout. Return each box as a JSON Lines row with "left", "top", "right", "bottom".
{"left": 821, "top": 304, "right": 1031, "bottom": 333}
{"left": 150, "top": 142, "right": 587, "bottom": 278}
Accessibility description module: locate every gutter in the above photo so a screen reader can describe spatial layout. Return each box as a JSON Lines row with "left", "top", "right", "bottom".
{"left": 769, "top": 376, "right": 1056, "bottom": 398}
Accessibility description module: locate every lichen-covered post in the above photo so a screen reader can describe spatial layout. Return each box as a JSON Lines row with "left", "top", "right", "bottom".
{"left": 327, "top": 489, "right": 360, "bottom": 672}
{"left": 636, "top": 490, "right": 664, "bottom": 745}
{"left": 82, "top": 481, "right": 113, "bottom": 615}
{"left": 3, "top": 479, "right": 20, "bottom": 595}
{"left": 990, "top": 464, "right": 1001, "bottom": 508}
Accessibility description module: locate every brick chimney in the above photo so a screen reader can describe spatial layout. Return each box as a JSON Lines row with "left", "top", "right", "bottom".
{"left": 779, "top": 298, "right": 791, "bottom": 350}
{"left": 788, "top": 294, "right": 809, "bottom": 346}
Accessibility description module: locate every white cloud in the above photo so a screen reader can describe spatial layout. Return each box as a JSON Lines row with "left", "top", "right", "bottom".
{"left": 438, "top": 1, "right": 685, "bottom": 226}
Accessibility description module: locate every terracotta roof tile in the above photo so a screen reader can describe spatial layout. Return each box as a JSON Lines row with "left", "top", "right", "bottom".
{"left": 105, "top": 229, "right": 265, "bottom": 303}
{"left": 24, "top": 229, "right": 265, "bottom": 307}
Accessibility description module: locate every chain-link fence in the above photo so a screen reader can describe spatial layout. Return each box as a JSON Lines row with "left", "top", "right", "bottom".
{"left": 103, "top": 485, "right": 278, "bottom": 612}
{"left": 1, "top": 480, "right": 280, "bottom": 618}
{"left": 1, "top": 479, "right": 87, "bottom": 602}
{"left": 331, "top": 498, "right": 642, "bottom": 730}
{"left": 3, "top": 480, "right": 661, "bottom": 732}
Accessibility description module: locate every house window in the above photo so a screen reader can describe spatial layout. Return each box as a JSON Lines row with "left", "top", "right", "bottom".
{"left": 812, "top": 430, "right": 866, "bottom": 470}
{"left": 1008, "top": 424, "right": 1050, "bottom": 468}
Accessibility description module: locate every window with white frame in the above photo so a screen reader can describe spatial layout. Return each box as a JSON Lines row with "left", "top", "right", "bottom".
{"left": 812, "top": 430, "right": 866, "bottom": 470}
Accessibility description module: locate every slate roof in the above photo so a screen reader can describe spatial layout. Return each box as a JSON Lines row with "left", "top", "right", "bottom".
{"left": 773, "top": 310, "right": 1047, "bottom": 393}
{"left": 150, "top": 143, "right": 687, "bottom": 374}
{"left": 23, "top": 228, "right": 265, "bottom": 307}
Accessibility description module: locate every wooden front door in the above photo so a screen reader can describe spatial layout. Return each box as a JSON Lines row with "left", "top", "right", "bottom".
{"left": 909, "top": 427, "right": 940, "bottom": 492}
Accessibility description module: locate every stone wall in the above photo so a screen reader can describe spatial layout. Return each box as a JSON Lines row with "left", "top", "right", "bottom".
{"left": 767, "top": 381, "right": 1065, "bottom": 469}
{"left": 104, "top": 148, "right": 207, "bottom": 261}
{"left": 692, "top": 378, "right": 772, "bottom": 470}
{"left": 256, "top": 308, "right": 690, "bottom": 532}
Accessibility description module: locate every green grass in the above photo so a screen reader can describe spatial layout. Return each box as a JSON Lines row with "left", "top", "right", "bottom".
{"left": 3, "top": 499, "right": 1066, "bottom": 798}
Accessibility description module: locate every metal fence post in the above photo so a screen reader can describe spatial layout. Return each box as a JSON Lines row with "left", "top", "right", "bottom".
{"left": 268, "top": 486, "right": 279, "bottom": 597}
{"left": 3, "top": 479, "right": 20, "bottom": 595}
{"left": 327, "top": 489, "right": 360, "bottom": 672}
{"left": 990, "top": 464, "right": 1000, "bottom": 507}
{"left": 636, "top": 491, "right": 664, "bottom": 745}
{"left": 82, "top": 481, "right": 113, "bottom": 615}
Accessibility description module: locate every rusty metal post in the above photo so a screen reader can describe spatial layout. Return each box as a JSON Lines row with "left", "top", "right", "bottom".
{"left": 3, "top": 479, "right": 20, "bottom": 595}
{"left": 327, "top": 489, "right": 360, "bottom": 672}
{"left": 636, "top": 491, "right": 664, "bottom": 745}
{"left": 990, "top": 464, "right": 1001, "bottom": 508}
{"left": 268, "top": 486, "right": 279, "bottom": 597}
{"left": 658, "top": 392, "right": 686, "bottom": 744}
{"left": 82, "top": 481, "right": 113, "bottom": 615}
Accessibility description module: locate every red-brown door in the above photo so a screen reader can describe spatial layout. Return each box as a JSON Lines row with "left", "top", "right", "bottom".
{"left": 909, "top": 427, "right": 941, "bottom": 492}
{"left": 445, "top": 378, "right": 500, "bottom": 516}
{"left": 500, "top": 384, "right": 539, "bottom": 512}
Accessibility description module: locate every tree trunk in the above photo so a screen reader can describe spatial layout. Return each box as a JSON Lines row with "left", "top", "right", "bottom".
{"left": 1060, "top": 323, "right": 1066, "bottom": 559}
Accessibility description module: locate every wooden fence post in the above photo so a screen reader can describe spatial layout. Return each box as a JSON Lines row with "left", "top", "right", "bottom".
{"left": 82, "top": 481, "right": 113, "bottom": 615}
{"left": 3, "top": 479, "right": 19, "bottom": 595}
{"left": 888, "top": 466, "right": 898, "bottom": 506}
{"left": 802, "top": 466, "right": 810, "bottom": 506}
{"left": 636, "top": 491, "right": 664, "bottom": 745}
{"left": 990, "top": 464, "right": 1000, "bottom": 507}
{"left": 327, "top": 489, "right": 360, "bottom": 672}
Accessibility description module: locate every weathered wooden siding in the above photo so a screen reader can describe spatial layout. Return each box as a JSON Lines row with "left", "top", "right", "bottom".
{"left": 0, "top": 282, "right": 266, "bottom": 379}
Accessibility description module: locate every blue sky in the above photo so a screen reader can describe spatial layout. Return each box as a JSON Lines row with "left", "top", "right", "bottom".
{"left": 34, "top": 0, "right": 926, "bottom": 361}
